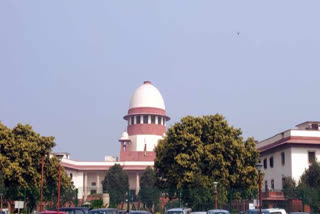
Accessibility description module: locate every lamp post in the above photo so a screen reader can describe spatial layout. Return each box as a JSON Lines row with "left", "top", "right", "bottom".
{"left": 55, "top": 154, "right": 64, "bottom": 214}
{"left": 40, "top": 153, "right": 46, "bottom": 211}
{"left": 0, "top": 192, "right": 3, "bottom": 211}
{"left": 213, "top": 181, "right": 218, "bottom": 209}
{"left": 256, "top": 163, "right": 263, "bottom": 214}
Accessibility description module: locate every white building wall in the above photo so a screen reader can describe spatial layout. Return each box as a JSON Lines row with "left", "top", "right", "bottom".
{"left": 291, "top": 147, "right": 320, "bottom": 182}
{"left": 262, "top": 146, "right": 320, "bottom": 191}
{"left": 261, "top": 147, "right": 292, "bottom": 191}
{"left": 129, "top": 135, "right": 163, "bottom": 151}
{"left": 65, "top": 169, "right": 84, "bottom": 199}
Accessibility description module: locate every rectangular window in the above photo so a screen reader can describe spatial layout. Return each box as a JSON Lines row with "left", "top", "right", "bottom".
{"left": 265, "top": 180, "right": 268, "bottom": 192}
{"left": 309, "top": 151, "right": 316, "bottom": 163}
{"left": 91, "top": 182, "right": 96, "bottom": 186}
{"left": 151, "top": 115, "right": 156, "bottom": 124}
{"left": 311, "top": 123, "right": 319, "bottom": 130}
{"left": 131, "top": 116, "right": 134, "bottom": 125}
{"left": 271, "top": 179, "right": 275, "bottom": 190}
{"left": 136, "top": 115, "right": 141, "bottom": 124}
{"left": 158, "top": 116, "right": 161, "bottom": 125}
{"left": 270, "top": 157, "right": 274, "bottom": 168}
{"left": 263, "top": 159, "right": 267, "bottom": 169}
{"left": 281, "top": 152, "right": 285, "bottom": 165}
{"left": 282, "top": 177, "right": 285, "bottom": 188}
{"left": 143, "top": 115, "right": 148, "bottom": 124}
{"left": 90, "top": 189, "right": 97, "bottom": 195}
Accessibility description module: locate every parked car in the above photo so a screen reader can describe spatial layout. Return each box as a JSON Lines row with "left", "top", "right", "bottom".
{"left": 165, "top": 208, "right": 192, "bottom": 214}
{"left": 207, "top": 210, "right": 230, "bottom": 214}
{"left": 289, "top": 212, "right": 310, "bottom": 214}
{"left": 118, "top": 210, "right": 127, "bottom": 214}
{"left": 88, "top": 208, "right": 118, "bottom": 214}
{"left": 246, "top": 209, "right": 287, "bottom": 214}
{"left": 38, "top": 211, "right": 68, "bottom": 214}
{"left": 129, "top": 211, "right": 151, "bottom": 214}
{"left": 59, "top": 207, "right": 90, "bottom": 214}
{"left": 191, "top": 212, "right": 207, "bottom": 214}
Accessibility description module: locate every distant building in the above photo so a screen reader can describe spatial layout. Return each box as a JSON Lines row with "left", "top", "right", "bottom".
{"left": 257, "top": 121, "right": 320, "bottom": 191}
{"left": 61, "top": 81, "right": 170, "bottom": 202}
{"left": 256, "top": 121, "right": 320, "bottom": 207}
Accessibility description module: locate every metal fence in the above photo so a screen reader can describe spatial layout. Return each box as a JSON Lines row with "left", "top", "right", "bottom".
{"left": 0, "top": 187, "right": 317, "bottom": 214}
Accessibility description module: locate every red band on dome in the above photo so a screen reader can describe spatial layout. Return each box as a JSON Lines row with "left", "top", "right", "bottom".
{"left": 124, "top": 107, "right": 170, "bottom": 120}
{"left": 128, "top": 107, "right": 166, "bottom": 115}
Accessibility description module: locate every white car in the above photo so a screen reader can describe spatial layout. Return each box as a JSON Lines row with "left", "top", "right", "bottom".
{"left": 246, "top": 208, "right": 287, "bottom": 214}
{"left": 166, "top": 208, "right": 192, "bottom": 214}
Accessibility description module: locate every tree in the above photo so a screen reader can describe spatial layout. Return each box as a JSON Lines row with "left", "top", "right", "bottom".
{"left": 0, "top": 122, "right": 73, "bottom": 211}
{"left": 42, "top": 156, "right": 75, "bottom": 209}
{"left": 139, "top": 167, "right": 161, "bottom": 211}
{"left": 154, "top": 114, "right": 259, "bottom": 207}
{"left": 282, "top": 176, "right": 298, "bottom": 199}
{"left": 102, "top": 164, "right": 129, "bottom": 207}
{"left": 297, "top": 161, "right": 320, "bottom": 213}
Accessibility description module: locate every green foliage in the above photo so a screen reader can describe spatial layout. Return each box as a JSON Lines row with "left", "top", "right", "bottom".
{"left": 165, "top": 200, "right": 179, "bottom": 209}
{"left": 298, "top": 161, "right": 320, "bottom": 213}
{"left": 42, "top": 156, "right": 75, "bottom": 207}
{"left": 139, "top": 167, "right": 161, "bottom": 210}
{"left": 0, "top": 173, "right": 4, "bottom": 191}
{"left": 90, "top": 199, "right": 104, "bottom": 209}
{"left": 0, "top": 122, "right": 73, "bottom": 210}
{"left": 282, "top": 176, "right": 298, "bottom": 199}
{"left": 102, "top": 164, "right": 129, "bottom": 207}
{"left": 154, "top": 114, "right": 259, "bottom": 206}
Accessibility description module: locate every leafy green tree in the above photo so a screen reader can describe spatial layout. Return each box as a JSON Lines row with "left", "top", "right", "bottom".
{"left": 0, "top": 173, "right": 4, "bottom": 190}
{"left": 154, "top": 114, "right": 259, "bottom": 206}
{"left": 0, "top": 122, "right": 73, "bottom": 211}
{"left": 282, "top": 176, "right": 298, "bottom": 199}
{"left": 297, "top": 161, "right": 320, "bottom": 213}
{"left": 139, "top": 167, "right": 161, "bottom": 211}
{"left": 102, "top": 164, "right": 129, "bottom": 207}
{"left": 43, "top": 156, "right": 75, "bottom": 208}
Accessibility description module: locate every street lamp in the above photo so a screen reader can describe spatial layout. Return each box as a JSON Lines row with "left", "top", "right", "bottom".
{"left": 213, "top": 181, "right": 218, "bottom": 209}
{"left": 55, "top": 154, "right": 64, "bottom": 214}
{"left": 256, "top": 163, "right": 263, "bottom": 214}
{"left": 0, "top": 192, "right": 3, "bottom": 212}
{"left": 40, "top": 152, "right": 47, "bottom": 211}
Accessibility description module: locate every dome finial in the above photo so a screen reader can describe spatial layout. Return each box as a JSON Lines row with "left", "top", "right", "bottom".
{"left": 144, "top": 81, "right": 152, "bottom": 84}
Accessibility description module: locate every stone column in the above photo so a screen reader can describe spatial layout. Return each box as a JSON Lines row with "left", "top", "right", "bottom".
{"left": 97, "top": 173, "right": 101, "bottom": 193}
{"left": 135, "top": 172, "right": 140, "bottom": 195}
{"left": 83, "top": 172, "right": 88, "bottom": 201}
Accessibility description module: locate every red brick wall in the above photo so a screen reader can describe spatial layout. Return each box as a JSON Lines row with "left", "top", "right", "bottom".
{"left": 128, "top": 123, "right": 165, "bottom": 135}
{"left": 120, "top": 150, "right": 156, "bottom": 161}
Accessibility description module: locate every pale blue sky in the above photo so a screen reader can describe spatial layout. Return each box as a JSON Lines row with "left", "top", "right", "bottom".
{"left": 1, "top": 1, "right": 319, "bottom": 160}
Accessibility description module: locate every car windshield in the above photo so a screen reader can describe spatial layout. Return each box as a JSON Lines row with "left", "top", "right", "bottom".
{"left": 89, "top": 211, "right": 117, "bottom": 214}
{"left": 130, "top": 212, "right": 149, "bottom": 214}
{"left": 248, "top": 211, "right": 269, "bottom": 214}
{"left": 166, "top": 211, "right": 184, "bottom": 214}
{"left": 208, "top": 212, "right": 228, "bottom": 214}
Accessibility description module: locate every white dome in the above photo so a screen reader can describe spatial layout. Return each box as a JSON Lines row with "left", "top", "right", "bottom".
{"left": 119, "top": 131, "right": 129, "bottom": 141}
{"left": 129, "top": 81, "right": 165, "bottom": 110}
